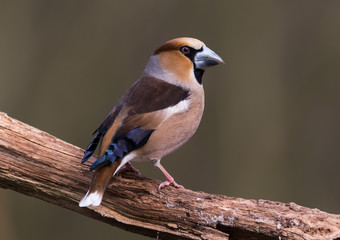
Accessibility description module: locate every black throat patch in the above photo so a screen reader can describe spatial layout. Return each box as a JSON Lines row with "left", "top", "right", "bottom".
{"left": 180, "top": 46, "right": 205, "bottom": 85}
{"left": 194, "top": 68, "right": 205, "bottom": 84}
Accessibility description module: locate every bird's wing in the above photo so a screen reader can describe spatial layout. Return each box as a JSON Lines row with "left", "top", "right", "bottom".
{"left": 82, "top": 75, "right": 190, "bottom": 170}
{"left": 81, "top": 104, "right": 123, "bottom": 164}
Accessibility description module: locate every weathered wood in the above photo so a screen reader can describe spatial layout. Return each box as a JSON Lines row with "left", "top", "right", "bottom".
{"left": 0, "top": 111, "right": 339, "bottom": 240}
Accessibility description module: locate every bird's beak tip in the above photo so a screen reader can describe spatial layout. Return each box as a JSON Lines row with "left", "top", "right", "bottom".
{"left": 194, "top": 45, "right": 224, "bottom": 70}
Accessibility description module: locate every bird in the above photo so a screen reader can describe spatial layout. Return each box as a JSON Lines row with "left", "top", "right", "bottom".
{"left": 79, "top": 37, "right": 223, "bottom": 207}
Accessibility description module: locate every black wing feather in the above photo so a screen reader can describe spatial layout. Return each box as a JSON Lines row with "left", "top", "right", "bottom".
{"left": 81, "top": 106, "right": 122, "bottom": 164}
{"left": 89, "top": 127, "right": 154, "bottom": 171}
{"left": 81, "top": 131, "right": 103, "bottom": 163}
{"left": 82, "top": 76, "right": 189, "bottom": 170}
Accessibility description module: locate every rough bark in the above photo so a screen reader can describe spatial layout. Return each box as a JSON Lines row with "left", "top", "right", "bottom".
{"left": 0, "top": 112, "right": 339, "bottom": 240}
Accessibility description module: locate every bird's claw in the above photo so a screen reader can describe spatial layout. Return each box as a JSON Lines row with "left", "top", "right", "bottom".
{"left": 117, "top": 162, "right": 141, "bottom": 176}
{"left": 158, "top": 179, "right": 184, "bottom": 191}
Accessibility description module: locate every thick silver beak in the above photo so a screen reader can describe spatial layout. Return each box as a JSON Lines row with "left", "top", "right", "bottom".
{"left": 194, "top": 45, "right": 224, "bottom": 70}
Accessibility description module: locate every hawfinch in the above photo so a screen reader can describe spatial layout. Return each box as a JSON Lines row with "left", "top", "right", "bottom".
{"left": 79, "top": 37, "right": 223, "bottom": 207}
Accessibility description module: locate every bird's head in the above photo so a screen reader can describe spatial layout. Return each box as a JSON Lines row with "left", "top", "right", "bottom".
{"left": 143, "top": 37, "right": 224, "bottom": 87}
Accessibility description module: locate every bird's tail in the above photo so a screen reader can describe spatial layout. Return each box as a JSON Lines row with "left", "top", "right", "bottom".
{"left": 79, "top": 159, "right": 122, "bottom": 207}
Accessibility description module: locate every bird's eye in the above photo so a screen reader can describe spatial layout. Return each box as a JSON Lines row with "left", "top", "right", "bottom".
{"left": 180, "top": 46, "right": 190, "bottom": 55}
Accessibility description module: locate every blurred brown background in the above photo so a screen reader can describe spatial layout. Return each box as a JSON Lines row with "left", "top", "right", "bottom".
{"left": 0, "top": 1, "right": 339, "bottom": 239}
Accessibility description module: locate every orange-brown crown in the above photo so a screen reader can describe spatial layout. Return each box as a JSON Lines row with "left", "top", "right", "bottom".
{"left": 154, "top": 37, "right": 205, "bottom": 55}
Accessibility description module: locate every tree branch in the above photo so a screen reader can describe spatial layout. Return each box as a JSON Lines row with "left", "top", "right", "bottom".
{"left": 0, "top": 112, "right": 339, "bottom": 240}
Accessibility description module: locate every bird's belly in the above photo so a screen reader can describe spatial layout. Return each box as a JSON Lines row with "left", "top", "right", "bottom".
{"left": 132, "top": 100, "right": 204, "bottom": 162}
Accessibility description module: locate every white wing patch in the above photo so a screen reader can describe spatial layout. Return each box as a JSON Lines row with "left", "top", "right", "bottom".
{"left": 164, "top": 99, "right": 190, "bottom": 118}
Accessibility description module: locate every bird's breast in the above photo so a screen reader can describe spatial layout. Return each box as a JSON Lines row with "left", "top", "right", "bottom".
{"left": 133, "top": 87, "right": 205, "bottom": 161}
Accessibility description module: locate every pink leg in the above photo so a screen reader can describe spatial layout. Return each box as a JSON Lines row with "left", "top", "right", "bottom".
{"left": 117, "top": 162, "right": 141, "bottom": 176}
{"left": 154, "top": 160, "right": 184, "bottom": 191}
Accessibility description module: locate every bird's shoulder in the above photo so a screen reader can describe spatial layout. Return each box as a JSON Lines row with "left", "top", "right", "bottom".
{"left": 95, "top": 75, "right": 190, "bottom": 137}
{"left": 122, "top": 75, "right": 190, "bottom": 115}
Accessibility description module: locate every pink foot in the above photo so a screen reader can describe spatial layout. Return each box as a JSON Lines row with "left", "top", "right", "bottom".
{"left": 153, "top": 160, "right": 184, "bottom": 191}
{"left": 158, "top": 177, "right": 184, "bottom": 191}
{"left": 117, "top": 162, "right": 141, "bottom": 176}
